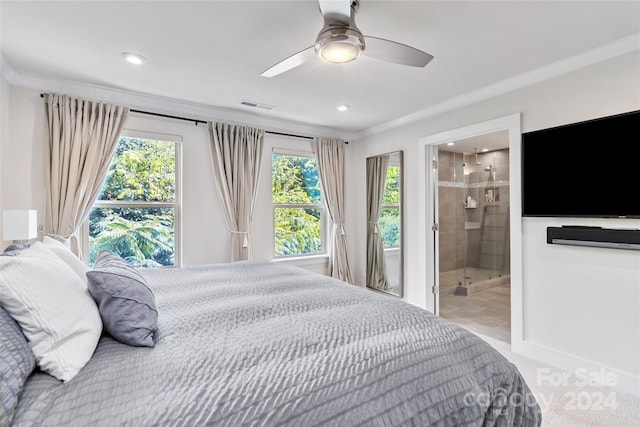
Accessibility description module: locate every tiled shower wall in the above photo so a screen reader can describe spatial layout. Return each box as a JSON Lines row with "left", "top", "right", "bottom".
{"left": 438, "top": 149, "right": 510, "bottom": 274}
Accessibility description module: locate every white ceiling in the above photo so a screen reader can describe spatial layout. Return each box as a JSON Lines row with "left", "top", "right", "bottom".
{"left": 1, "top": 1, "right": 639, "bottom": 137}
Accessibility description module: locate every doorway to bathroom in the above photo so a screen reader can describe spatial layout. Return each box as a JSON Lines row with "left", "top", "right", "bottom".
{"left": 435, "top": 131, "right": 512, "bottom": 343}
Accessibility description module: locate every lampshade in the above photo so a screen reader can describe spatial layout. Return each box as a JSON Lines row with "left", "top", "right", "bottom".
{"left": 3, "top": 210, "right": 38, "bottom": 241}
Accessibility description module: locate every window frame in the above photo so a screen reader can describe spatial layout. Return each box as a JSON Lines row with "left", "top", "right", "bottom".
{"left": 271, "top": 148, "right": 326, "bottom": 259}
{"left": 83, "top": 130, "right": 182, "bottom": 267}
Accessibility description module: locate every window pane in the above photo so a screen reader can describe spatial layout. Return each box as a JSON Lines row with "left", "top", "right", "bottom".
{"left": 274, "top": 207, "right": 321, "bottom": 256}
{"left": 99, "top": 137, "right": 175, "bottom": 202}
{"left": 380, "top": 207, "right": 400, "bottom": 248}
{"left": 89, "top": 207, "right": 174, "bottom": 267}
{"left": 272, "top": 153, "right": 321, "bottom": 204}
{"left": 382, "top": 165, "right": 400, "bottom": 205}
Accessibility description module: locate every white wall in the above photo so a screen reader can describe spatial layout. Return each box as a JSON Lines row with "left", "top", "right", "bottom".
{"left": 349, "top": 51, "right": 640, "bottom": 390}
{"left": 0, "top": 86, "right": 331, "bottom": 274}
{"left": 523, "top": 218, "right": 640, "bottom": 379}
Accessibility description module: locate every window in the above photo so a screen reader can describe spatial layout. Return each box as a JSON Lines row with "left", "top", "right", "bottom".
{"left": 272, "top": 151, "right": 323, "bottom": 257}
{"left": 88, "top": 134, "right": 180, "bottom": 267}
{"left": 380, "top": 164, "right": 400, "bottom": 248}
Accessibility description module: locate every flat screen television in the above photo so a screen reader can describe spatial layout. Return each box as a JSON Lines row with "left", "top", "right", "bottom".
{"left": 521, "top": 110, "right": 640, "bottom": 218}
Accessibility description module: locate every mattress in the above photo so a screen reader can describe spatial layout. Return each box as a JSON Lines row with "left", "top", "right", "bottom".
{"left": 12, "top": 260, "right": 541, "bottom": 426}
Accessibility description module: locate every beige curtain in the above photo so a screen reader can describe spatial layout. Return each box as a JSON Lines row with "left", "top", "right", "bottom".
{"left": 44, "top": 93, "right": 129, "bottom": 257}
{"left": 208, "top": 122, "right": 264, "bottom": 261}
{"left": 366, "top": 155, "right": 390, "bottom": 290}
{"left": 314, "top": 137, "right": 353, "bottom": 284}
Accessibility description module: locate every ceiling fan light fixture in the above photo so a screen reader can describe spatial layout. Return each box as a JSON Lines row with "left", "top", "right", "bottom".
{"left": 318, "top": 40, "right": 360, "bottom": 63}
{"left": 260, "top": 0, "right": 433, "bottom": 78}
{"left": 315, "top": 30, "right": 364, "bottom": 64}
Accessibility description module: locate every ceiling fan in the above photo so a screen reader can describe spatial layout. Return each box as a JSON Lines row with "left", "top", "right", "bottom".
{"left": 261, "top": 0, "right": 433, "bottom": 77}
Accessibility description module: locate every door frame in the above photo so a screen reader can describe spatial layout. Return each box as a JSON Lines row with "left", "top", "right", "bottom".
{"left": 419, "top": 113, "right": 523, "bottom": 348}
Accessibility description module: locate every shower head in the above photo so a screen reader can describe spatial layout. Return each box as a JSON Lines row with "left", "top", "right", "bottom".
{"left": 485, "top": 164, "right": 496, "bottom": 180}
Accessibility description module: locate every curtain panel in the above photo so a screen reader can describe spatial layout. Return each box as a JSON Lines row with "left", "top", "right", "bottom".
{"left": 366, "top": 155, "right": 390, "bottom": 290}
{"left": 314, "top": 137, "right": 353, "bottom": 284}
{"left": 43, "top": 93, "right": 129, "bottom": 257}
{"left": 208, "top": 122, "right": 264, "bottom": 262}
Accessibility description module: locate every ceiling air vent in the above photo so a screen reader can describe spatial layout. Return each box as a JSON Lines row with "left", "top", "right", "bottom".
{"left": 241, "top": 100, "right": 275, "bottom": 110}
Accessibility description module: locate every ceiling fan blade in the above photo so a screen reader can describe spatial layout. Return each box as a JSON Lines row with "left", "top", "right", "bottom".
{"left": 363, "top": 36, "right": 433, "bottom": 68}
{"left": 318, "top": 0, "right": 352, "bottom": 24}
{"left": 260, "top": 46, "right": 316, "bottom": 78}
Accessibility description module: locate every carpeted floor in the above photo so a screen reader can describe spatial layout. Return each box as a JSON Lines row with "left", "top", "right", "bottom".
{"left": 473, "top": 332, "right": 640, "bottom": 426}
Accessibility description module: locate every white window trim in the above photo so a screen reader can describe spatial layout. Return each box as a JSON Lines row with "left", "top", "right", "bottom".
{"left": 83, "top": 131, "right": 182, "bottom": 267}
{"left": 272, "top": 148, "right": 327, "bottom": 259}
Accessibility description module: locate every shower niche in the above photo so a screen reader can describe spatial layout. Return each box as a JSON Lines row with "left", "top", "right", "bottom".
{"left": 437, "top": 146, "right": 510, "bottom": 296}
{"left": 484, "top": 187, "right": 499, "bottom": 203}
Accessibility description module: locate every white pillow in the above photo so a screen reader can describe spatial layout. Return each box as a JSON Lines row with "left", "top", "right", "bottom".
{"left": 42, "top": 236, "right": 89, "bottom": 283}
{"left": 0, "top": 242, "right": 102, "bottom": 382}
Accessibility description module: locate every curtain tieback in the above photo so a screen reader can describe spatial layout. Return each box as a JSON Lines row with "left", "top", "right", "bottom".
{"left": 228, "top": 230, "right": 249, "bottom": 248}
{"left": 334, "top": 224, "right": 346, "bottom": 236}
{"left": 367, "top": 221, "right": 379, "bottom": 234}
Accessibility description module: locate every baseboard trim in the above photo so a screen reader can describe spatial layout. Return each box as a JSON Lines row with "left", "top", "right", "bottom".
{"left": 513, "top": 339, "right": 640, "bottom": 398}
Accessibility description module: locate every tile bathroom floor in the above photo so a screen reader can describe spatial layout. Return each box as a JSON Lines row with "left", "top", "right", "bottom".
{"left": 439, "top": 284, "right": 511, "bottom": 343}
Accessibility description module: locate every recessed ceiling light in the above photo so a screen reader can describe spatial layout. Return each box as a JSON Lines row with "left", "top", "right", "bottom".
{"left": 481, "top": 148, "right": 489, "bottom": 152}
{"left": 336, "top": 104, "right": 350, "bottom": 112}
{"left": 121, "top": 52, "right": 145, "bottom": 65}
{"left": 447, "top": 142, "right": 455, "bottom": 146}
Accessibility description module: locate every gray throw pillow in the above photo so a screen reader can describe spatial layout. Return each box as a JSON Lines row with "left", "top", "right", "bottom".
{"left": 1, "top": 305, "right": 36, "bottom": 426}
{"left": 1, "top": 244, "right": 26, "bottom": 257}
{"left": 86, "top": 251, "right": 159, "bottom": 347}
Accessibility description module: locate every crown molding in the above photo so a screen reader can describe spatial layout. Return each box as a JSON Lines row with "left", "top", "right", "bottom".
{"left": 356, "top": 33, "right": 640, "bottom": 139}
{"left": 2, "top": 68, "right": 357, "bottom": 141}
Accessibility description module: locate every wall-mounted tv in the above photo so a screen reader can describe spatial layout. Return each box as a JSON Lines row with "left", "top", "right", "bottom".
{"left": 522, "top": 110, "right": 640, "bottom": 219}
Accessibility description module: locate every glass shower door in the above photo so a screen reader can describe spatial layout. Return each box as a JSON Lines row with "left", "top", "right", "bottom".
{"left": 465, "top": 151, "right": 510, "bottom": 287}
{"left": 437, "top": 148, "right": 510, "bottom": 295}
{"left": 436, "top": 150, "right": 466, "bottom": 296}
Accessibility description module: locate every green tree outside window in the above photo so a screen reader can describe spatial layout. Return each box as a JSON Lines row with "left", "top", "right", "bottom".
{"left": 89, "top": 137, "right": 177, "bottom": 267}
{"left": 272, "top": 153, "right": 323, "bottom": 256}
{"left": 380, "top": 165, "right": 400, "bottom": 248}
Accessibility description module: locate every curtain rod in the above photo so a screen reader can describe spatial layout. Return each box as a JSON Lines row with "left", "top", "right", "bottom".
{"left": 40, "top": 93, "right": 346, "bottom": 143}
{"left": 129, "top": 109, "right": 346, "bottom": 143}
{"left": 130, "top": 109, "right": 207, "bottom": 125}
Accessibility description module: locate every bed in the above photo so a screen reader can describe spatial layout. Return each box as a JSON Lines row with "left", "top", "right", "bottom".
{"left": 2, "top": 245, "right": 541, "bottom": 426}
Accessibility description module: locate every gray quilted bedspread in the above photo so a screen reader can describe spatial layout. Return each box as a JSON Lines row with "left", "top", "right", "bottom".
{"left": 12, "top": 261, "right": 541, "bottom": 426}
